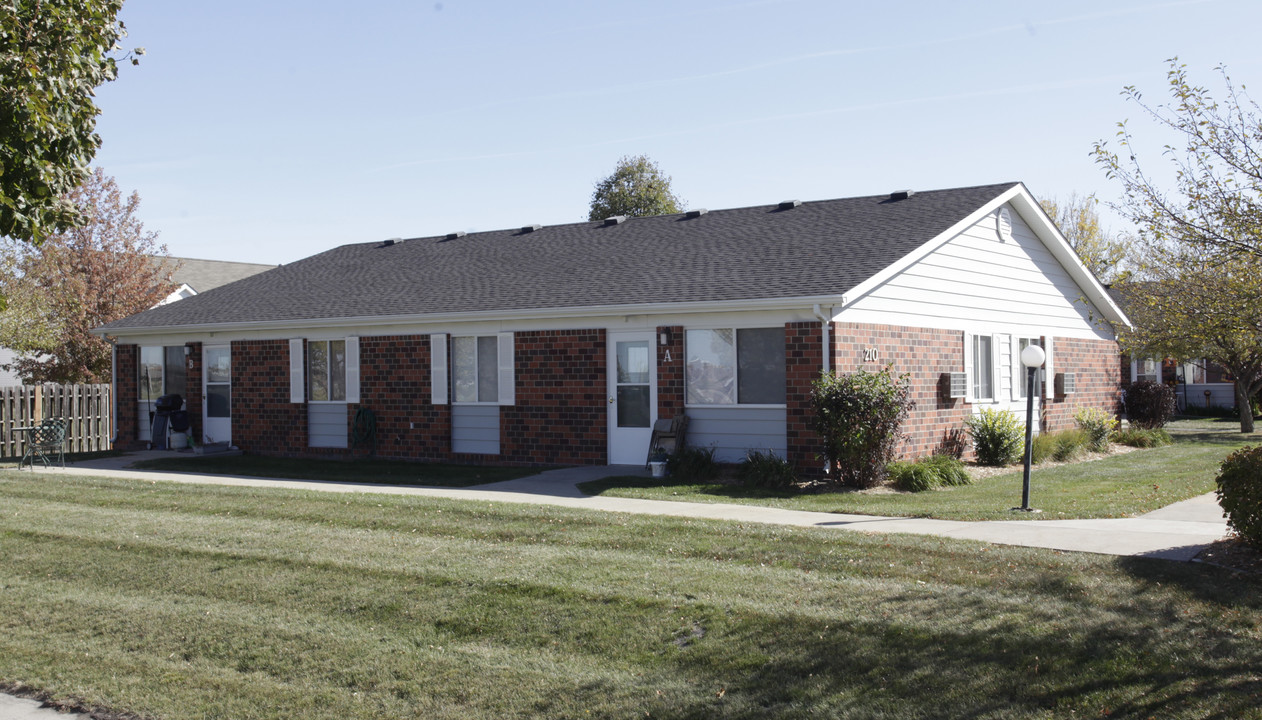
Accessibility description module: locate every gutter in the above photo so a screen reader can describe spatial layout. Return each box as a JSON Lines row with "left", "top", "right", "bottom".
{"left": 813, "top": 304, "right": 832, "bottom": 375}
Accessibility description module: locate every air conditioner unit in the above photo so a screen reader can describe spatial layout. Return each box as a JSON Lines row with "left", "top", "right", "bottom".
{"left": 946, "top": 372, "right": 968, "bottom": 399}
{"left": 1055, "top": 372, "right": 1076, "bottom": 396}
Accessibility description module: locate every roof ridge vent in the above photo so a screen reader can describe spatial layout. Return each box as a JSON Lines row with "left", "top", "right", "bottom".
{"left": 604, "top": 215, "right": 627, "bottom": 226}
{"left": 381, "top": 237, "right": 402, "bottom": 247}
{"left": 777, "top": 200, "right": 801, "bottom": 210}
{"left": 445, "top": 231, "right": 466, "bottom": 240}
{"left": 889, "top": 189, "right": 915, "bottom": 201}
{"left": 520, "top": 224, "right": 542, "bottom": 233}
{"left": 685, "top": 209, "right": 708, "bottom": 219}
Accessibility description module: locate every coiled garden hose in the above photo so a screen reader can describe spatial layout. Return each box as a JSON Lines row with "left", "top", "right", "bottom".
{"left": 351, "top": 407, "right": 377, "bottom": 451}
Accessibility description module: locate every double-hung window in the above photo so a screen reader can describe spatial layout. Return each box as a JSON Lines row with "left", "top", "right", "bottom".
{"left": 1015, "top": 337, "right": 1043, "bottom": 399}
{"left": 1136, "top": 358, "right": 1160, "bottom": 384}
{"left": 452, "top": 335, "right": 500, "bottom": 403}
{"left": 972, "top": 334, "right": 995, "bottom": 401}
{"left": 309, "top": 339, "right": 346, "bottom": 402}
{"left": 685, "top": 327, "right": 786, "bottom": 406}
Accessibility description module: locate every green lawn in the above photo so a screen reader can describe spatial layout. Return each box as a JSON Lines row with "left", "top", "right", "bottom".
{"left": 129, "top": 453, "right": 542, "bottom": 487}
{"left": 580, "top": 422, "right": 1260, "bottom": 521}
{"left": 0, "top": 472, "right": 1259, "bottom": 719}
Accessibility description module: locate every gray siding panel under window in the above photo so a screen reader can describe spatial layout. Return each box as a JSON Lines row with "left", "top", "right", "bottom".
{"left": 309, "top": 403, "right": 348, "bottom": 448}
{"left": 452, "top": 405, "right": 500, "bottom": 455}
{"left": 685, "top": 406, "right": 786, "bottom": 463}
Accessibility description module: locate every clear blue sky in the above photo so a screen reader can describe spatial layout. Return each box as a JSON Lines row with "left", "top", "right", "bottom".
{"left": 92, "top": 0, "right": 1262, "bottom": 265}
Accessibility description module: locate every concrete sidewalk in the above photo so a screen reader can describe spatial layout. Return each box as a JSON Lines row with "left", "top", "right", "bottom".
{"left": 1, "top": 454, "right": 1232, "bottom": 719}
{"left": 33, "top": 452, "right": 1230, "bottom": 561}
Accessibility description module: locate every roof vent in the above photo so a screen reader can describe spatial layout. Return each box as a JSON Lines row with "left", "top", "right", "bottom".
{"left": 445, "top": 231, "right": 466, "bottom": 240}
{"left": 604, "top": 215, "right": 627, "bottom": 226}
{"left": 889, "top": 189, "right": 915, "bottom": 201}
{"left": 381, "top": 237, "right": 401, "bottom": 247}
{"left": 777, "top": 200, "right": 801, "bottom": 210}
{"left": 685, "top": 209, "right": 708, "bottom": 219}
{"left": 520, "top": 224, "right": 542, "bottom": 233}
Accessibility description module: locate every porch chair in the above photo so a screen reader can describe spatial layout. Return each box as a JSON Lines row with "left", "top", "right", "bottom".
{"left": 645, "top": 414, "right": 689, "bottom": 469}
{"left": 20, "top": 417, "right": 68, "bottom": 469}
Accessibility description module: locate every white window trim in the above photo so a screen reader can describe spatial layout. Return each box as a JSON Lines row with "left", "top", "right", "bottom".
{"left": 963, "top": 331, "right": 1001, "bottom": 404}
{"left": 1011, "top": 336, "right": 1046, "bottom": 401}
{"left": 683, "top": 326, "right": 787, "bottom": 408}
{"left": 451, "top": 332, "right": 514, "bottom": 406}
{"left": 307, "top": 338, "right": 352, "bottom": 404}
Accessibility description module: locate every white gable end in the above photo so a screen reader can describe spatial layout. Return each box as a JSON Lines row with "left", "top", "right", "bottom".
{"left": 839, "top": 203, "right": 1113, "bottom": 341}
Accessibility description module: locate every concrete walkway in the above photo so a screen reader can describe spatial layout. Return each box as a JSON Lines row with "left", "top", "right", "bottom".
{"left": 0, "top": 453, "right": 1232, "bottom": 719}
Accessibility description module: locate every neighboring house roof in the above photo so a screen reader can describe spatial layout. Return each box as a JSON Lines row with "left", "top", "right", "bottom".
{"left": 99, "top": 182, "right": 1127, "bottom": 334}
{"left": 157, "top": 256, "right": 276, "bottom": 295}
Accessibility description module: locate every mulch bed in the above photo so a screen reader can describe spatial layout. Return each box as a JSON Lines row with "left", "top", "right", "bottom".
{"left": 1194, "top": 536, "right": 1262, "bottom": 575}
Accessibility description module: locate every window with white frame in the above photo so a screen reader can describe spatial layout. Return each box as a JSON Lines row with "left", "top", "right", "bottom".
{"left": 139, "top": 346, "right": 165, "bottom": 400}
{"left": 685, "top": 327, "right": 786, "bottom": 405}
{"left": 1015, "top": 337, "right": 1043, "bottom": 398}
{"left": 1136, "top": 357, "right": 1160, "bottom": 384}
{"left": 452, "top": 335, "right": 500, "bottom": 403}
{"left": 309, "top": 339, "right": 347, "bottom": 402}
{"left": 972, "top": 334, "right": 995, "bottom": 400}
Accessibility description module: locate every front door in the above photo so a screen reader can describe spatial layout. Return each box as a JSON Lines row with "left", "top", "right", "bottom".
{"left": 607, "top": 332, "right": 656, "bottom": 465}
{"left": 202, "top": 345, "right": 232, "bottom": 445}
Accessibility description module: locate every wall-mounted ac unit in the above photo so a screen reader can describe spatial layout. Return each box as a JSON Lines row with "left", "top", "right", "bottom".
{"left": 1055, "top": 372, "right": 1076, "bottom": 396}
{"left": 946, "top": 372, "right": 967, "bottom": 399}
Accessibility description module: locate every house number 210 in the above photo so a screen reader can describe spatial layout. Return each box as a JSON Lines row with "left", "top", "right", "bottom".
{"left": 862, "top": 347, "right": 878, "bottom": 362}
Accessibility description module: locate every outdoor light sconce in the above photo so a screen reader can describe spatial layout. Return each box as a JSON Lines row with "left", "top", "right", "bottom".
{"left": 1016, "top": 344, "right": 1046, "bottom": 513}
{"left": 659, "top": 329, "right": 672, "bottom": 346}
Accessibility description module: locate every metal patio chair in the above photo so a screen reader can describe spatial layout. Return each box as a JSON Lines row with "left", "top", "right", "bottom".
{"left": 645, "top": 414, "right": 689, "bottom": 469}
{"left": 18, "top": 417, "right": 68, "bottom": 469}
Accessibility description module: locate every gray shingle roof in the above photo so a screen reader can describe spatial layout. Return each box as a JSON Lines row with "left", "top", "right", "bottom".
{"left": 161, "top": 257, "right": 276, "bottom": 294}
{"left": 102, "top": 183, "right": 1018, "bottom": 331}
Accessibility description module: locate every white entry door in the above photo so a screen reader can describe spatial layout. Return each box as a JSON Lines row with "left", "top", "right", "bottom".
{"left": 607, "top": 332, "right": 656, "bottom": 465}
{"left": 202, "top": 345, "right": 232, "bottom": 445}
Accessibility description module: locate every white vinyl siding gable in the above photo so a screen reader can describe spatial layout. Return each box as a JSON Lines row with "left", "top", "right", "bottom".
{"left": 843, "top": 204, "right": 1112, "bottom": 340}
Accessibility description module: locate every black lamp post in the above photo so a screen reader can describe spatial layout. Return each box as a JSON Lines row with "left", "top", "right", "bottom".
{"left": 1015, "top": 344, "right": 1046, "bottom": 512}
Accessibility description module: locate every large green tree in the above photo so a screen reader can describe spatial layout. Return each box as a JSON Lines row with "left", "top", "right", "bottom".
{"left": 588, "top": 154, "right": 685, "bottom": 221}
{"left": 1039, "top": 193, "right": 1129, "bottom": 284}
{"left": 1, "top": 0, "right": 141, "bottom": 244}
{"left": 0, "top": 168, "right": 174, "bottom": 383}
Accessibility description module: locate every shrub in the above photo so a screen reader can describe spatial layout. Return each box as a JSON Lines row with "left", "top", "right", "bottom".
{"left": 964, "top": 408, "right": 1025, "bottom": 466}
{"left": 1051, "top": 428, "right": 1088, "bottom": 462}
{"left": 920, "top": 453, "right": 971, "bottom": 486}
{"left": 887, "top": 461, "right": 937, "bottom": 492}
{"left": 1215, "top": 445, "right": 1262, "bottom": 549}
{"left": 737, "top": 450, "right": 797, "bottom": 489}
{"left": 667, "top": 446, "right": 720, "bottom": 482}
{"left": 1074, "top": 406, "right": 1119, "bottom": 453}
{"left": 1112, "top": 427, "right": 1173, "bottom": 448}
{"left": 810, "top": 367, "right": 914, "bottom": 489}
{"left": 1031, "top": 431, "right": 1057, "bottom": 464}
{"left": 1124, "top": 380, "right": 1177, "bottom": 429}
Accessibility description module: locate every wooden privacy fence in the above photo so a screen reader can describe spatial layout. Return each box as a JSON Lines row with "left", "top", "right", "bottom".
{"left": 0, "top": 384, "right": 112, "bottom": 457}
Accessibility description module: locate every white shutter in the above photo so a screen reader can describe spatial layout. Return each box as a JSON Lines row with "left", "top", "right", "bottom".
{"left": 991, "top": 334, "right": 1003, "bottom": 402}
{"left": 1010, "top": 337, "right": 1023, "bottom": 401}
{"left": 1042, "top": 336, "right": 1054, "bottom": 399}
{"left": 963, "top": 332, "right": 974, "bottom": 403}
{"left": 430, "top": 334, "right": 448, "bottom": 405}
{"left": 289, "top": 339, "right": 305, "bottom": 403}
{"left": 345, "top": 336, "right": 360, "bottom": 404}
{"left": 497, "top": 332, "right": 515, "bottom": 405}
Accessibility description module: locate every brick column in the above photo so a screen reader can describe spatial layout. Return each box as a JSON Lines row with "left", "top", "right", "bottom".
{"left": 231, "top": 340, "right": 307, "bottom": 454}
{"left": 785, "top": 321, "right": 825, "bottom": 478}
{"left": 656, "top": 325, "right": 684, "bottom": 421}
{"left": 184, "top": 342, "right": 203, "bottom": 442}
{"left": 114, "top": 344, "right": 141, "bottom": 449}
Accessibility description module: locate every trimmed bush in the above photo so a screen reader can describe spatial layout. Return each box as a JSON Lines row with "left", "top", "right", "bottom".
{"left": 888, "top": 461, "right": 937, "bottom": 492}
{"left": 1215, "top": 445, "right": 1262, "bottom": 549}
{"left": 810, "top": 367, "right": 914, "bottom": 489}
{"left": 1051, "top": 428, "right": 1088, "bottom": 462}
{"left": 1125, "top": 380, "right": 1177, "bottom": 429}
{"left": 964, "top": 408, "right": 1025, "bottom": 466}
{"left": 920, "top": 454, "right": 971, "bottom": 486}
{"left": 1074, "top": 406, "right": 1119, "bottom": 453}
{"left": 1113, "top": 427, "right": 1173, "bottom": 448}
{"left": 737, "top": 450, "right": 797, "bottom": 489}
{"left": 667, "top": 446, "right": 720, "bottom": 482}
{"left": 1031, "top": 432, "right": 1056, "bottom": 464}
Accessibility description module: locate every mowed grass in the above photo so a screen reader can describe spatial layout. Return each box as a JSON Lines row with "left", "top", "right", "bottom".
{"left": 581, "top": 423, "right": 1260, "bottom": 521}
{"left": 129, "top": 453, "right": 541, "bottom": 487}
{"left": 1, "top": 473, "right": 1260, "bottom": 719}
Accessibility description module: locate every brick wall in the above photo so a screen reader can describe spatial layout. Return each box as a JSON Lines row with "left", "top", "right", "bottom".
{"left": 1043, "top": 336, "right": 1125, "bottom": 430}
{"left": 831, "top": 323, "right": 968, "bottom": 459}
{"left": 785, "top": 321, "right": 825, "bottom": 476}
{"left": 184, "top": 342, "right": 203, "bottom": 441}
{"left": 656, "top": 325, "right": 684, "bottom": 421}
{"left": 356, "top": 334, "right": 451, "bottom": 460}
{"left": 501, "top": 329, "right": 607, "bottom": 465}
{"left": 231, "top": 339, "right": 307, "bottom": 453}
{"left": 114, "top": 344, "right": 141, "bottom": 450}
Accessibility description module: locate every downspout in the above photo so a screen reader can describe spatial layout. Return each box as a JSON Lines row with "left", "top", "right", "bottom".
{"left": 107, "top": 337, "right": 119, "bottom": 445}
{"left": 813, "top": 304, "right": 832, "bottom": 375}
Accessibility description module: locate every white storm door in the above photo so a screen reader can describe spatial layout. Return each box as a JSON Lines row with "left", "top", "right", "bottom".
{"left": 607, "top": 332, "right": 656, "bottom": 465}
{"left": 203, "top": 345, "right": 232, "bottom": 445}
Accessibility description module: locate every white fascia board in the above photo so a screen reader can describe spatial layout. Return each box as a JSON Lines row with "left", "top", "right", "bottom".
{"left": 92, "top": 293, "right": 850, "bottom": 342}
{"left": 840, "top": 183, "right": 1130, "bottom": 328}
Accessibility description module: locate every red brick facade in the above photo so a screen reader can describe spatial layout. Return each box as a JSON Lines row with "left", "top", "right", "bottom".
{"left": 656, "top": 325, "right": 685, "bottom": 421}
{"left": 355, "top": 334, "right": 450, "bottom": 460}
{"left": 500, "top": 329, "right": 607, "bottom": 465}
{"left": 785, "top": 321, "right": 825, "bottom": 476}
{"left": 231, "top": 340, "right": 308, "bottom": 454}
{"left": 1044, "top": 336, "right": 1126, "bottom": 428}
{"left": 114, "top": 345, "right": 142, "bottom": 450}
